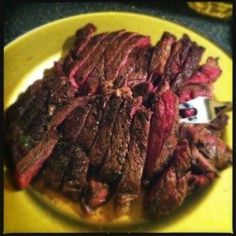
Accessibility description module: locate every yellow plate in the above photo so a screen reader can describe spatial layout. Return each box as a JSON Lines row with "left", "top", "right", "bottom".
{"left": 4, "top": 12, "right": 232, "bottom": 233}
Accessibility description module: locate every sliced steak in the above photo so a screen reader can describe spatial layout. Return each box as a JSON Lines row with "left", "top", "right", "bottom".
{"left": 184, "top": 57, "right": 222, "bottom": 85}
{"left": 127, "top": 46, "right": 151, "bottom": 88}
{"left": 14, "top": 96, "right": 91, "bottom": 188}
{"left": 178, "top": 83, "right": 213, "bottom": 103}
{"left": 74, "top": 23, "right": 97, "bottom": 56}
{"left": 145, "top": 88, "right": 179, "bottom": 179}
{"left": 77, "top": 95, "right": 110, "bottom": 153}
{"left": 149, "top": 32, "right": 176, "bottom": 79}
{"left": 115, "top": 107, "right": 152, "bottom": 215}
{"left": 88, "top": 95, "right": 124, "bottom": 168}
{"left": 145, "top": 140, "right": 191, "bottom": 218}
{"left": 113, "top": 49, "right": 138, "bottom": 89}
{"left": 207, "top": 113, "right": 229, "bottom": 136}
{"left": 7, "top": 76, "right": 76, "bottom": 163}
{"left": 62, "top": 145, "right": 89, "bottom": 200}
{"left": 62, "top": 23, "right": 97, "bottom": 74}
{"left": 62, "top": 102, "right": 93, "bottom": 142}
{"left": 83, "top": 32, "right": 136, "bottom": 95}
{"left": 172, "top": 42, "right": 205, "bottom": 91}
{"left": 145, "top": 139, "right": 217, "bottom": 218}
{"left": 162, "top": 34, "right": 192, "bottom": 86}
{"left": 15, "top": 129, "right": 59, "bottom": 188}
{"left": 102, "top": 34, "right": 151, "bottom": 92}
{"left": 179, "top": 124, "right": 232, "bottom": 169}
{"left": 75, "top": 31, "right": 125, "bottom": 93}
{"left": 5, "top": 77, "right": 46, "bottom": 128}
{"left": 41, "top": 139, "right": 71, "bottom": 189}
{"left": 68, "top": 33, "right": 108, "bottom": 88}
{"left": 98, "top": 97, "right": 142, "bottom": 183}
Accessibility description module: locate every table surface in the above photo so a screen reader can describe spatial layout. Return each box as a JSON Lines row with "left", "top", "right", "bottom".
{"left": 4, "top": 2, "right": 232, "bottom": 55}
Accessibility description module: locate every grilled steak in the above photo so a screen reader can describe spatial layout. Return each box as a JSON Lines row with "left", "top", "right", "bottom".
{"left": 172, "top": 42, "right": 205, "bottom": 91}
{"left": 42, "top": 139, "right": 71, "bottom": 189}
{"left": 88, "top": 95, "right": 124, "bottom": 168}
{"left": 145, "top": 88, "right": 179, "bottom": 179}
{"left": 98, "top": 97, "right": 142, "bottom": 183}
{"left": 145, "top": 139, "right": 219, "bottom": 218}
{"left": 62, "top": 145, "right": 90, "bottom": 200}
{"left": 115, "top": 107, "right": 152, "bottom": 215}
{"left": 84, "top": 32, "right": 135, "bottom": 95}
{"left": 5, "top": 24, "right": 232, "bottom": 221}
{"left": 162, "top": 34, "right": 192, "bottom": 86}
{"left": 77, "top": 95, "right": 110, "bottom": 153}
{"left": 149, "top": 32, "right": 176, "bottom": 80}
{"left": 76, "top": 31, "right": 124, "bottom": 93}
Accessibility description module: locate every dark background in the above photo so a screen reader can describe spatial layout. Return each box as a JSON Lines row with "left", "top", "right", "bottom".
{"left": 4, "top": 1, "right": 232, "bottom": 55}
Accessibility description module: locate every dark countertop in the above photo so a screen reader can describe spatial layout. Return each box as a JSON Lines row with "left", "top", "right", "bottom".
{"left": 4, "top": 2, "right": 232, "bottom": 55}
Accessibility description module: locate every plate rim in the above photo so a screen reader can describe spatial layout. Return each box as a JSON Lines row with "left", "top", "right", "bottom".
{"left": 4, "top": 11, "right": 232, "bottom": 60}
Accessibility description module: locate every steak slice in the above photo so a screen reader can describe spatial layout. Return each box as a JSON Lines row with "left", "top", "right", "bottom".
{"left": 115, "top": 107, "right": 152, "bottom": 215}
{"left": 7, "top": 76, "right": 77, "bottom": 163}
{"left": 74, "top": 23, "right": 97, "bottom": 56}
{"left": 145, "top": 140, "right": 218, "bottom": 219}
{"left": 75, "top": 31, "right": 125, "bottom": 93}
{"left": 14, "top": 96, "right": 91, "bottom": 188}
{"left": 98, "top": 97, "right": 142, "bottom": 184}
{"left": 184, "top": 57, "right": 222, "bottom": 85}
{"left": 68, "top": 33, "right": 107, "bottom": 87}
{"left": 62, "top": 102, "right": 93, "bottom": 142}
{"left": 179, "top": 124, "right": 232, "bottom": 169}
{"left": 62, "top": 23, "right": 97, "bottom": 74}
{"left": 104, "top": 34, "right": 151, "bottom": 91}
{"left": 178, "top": 83, "right": 213, "bottom": 103}
{"left": 26, "top": 77, "right": 77, "bottom": 141}
{"left": 162, "top": 34, "right": 192, "bottom": 85}
{"left": 113, "top": 49, "right": 138, "bottom": 89}
{"left": 172, "top": 42, "right": 205, "bottom": 91}
{"left": 77, "top": 95, "right": 110, "bottom": 153}
{"left": 89, "top": 95, "right": 124, "bottom": 168}
{"left": 62, "top": 145, "right": 90, "bottom": 200}
{"left": 145, "top": 140, "right": 191, "bottom": 218}
{"left": 41, "top": 139, "right": 71, "bottom": 189}
{"left": 82, "top": 32, "right": 136, "bottom": 95}
{"left": 149, "top": 32, "right": 176, "bottom": 79}
{"left": 127, "top": 46, "right": 151, "bottom": 88}
{"left": 207, "top": 113, "right": 229, "bottom": 136}
{"left": 15, "top": 129, "right": 59, "bottom": 188}
{"left": 145, "top": 88, "right": 179, "bottom": 179}
{"left": 5, "top": 77, "right": 46, "bottom": 128}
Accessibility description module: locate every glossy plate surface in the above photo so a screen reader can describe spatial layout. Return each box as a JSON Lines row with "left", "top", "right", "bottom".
{"left": 4, "top": 12, "right": 232, "bottom": 233}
